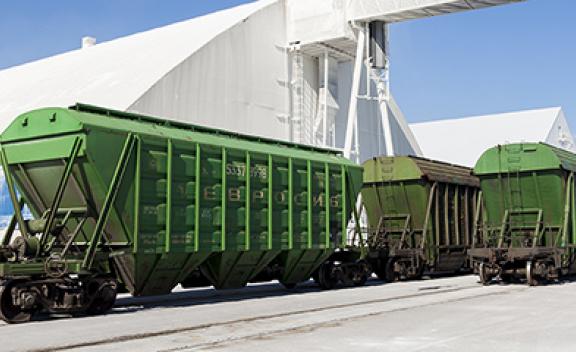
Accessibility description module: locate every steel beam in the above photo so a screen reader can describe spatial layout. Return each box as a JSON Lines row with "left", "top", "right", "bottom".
{"left": 344, "top": 23, "right": 366, "bottom": 161}
{"left": 83, "top": 134, "right": 136, "bottom": 270}
{"left": 41, "top": 137, "right": 83, "bottom": 247}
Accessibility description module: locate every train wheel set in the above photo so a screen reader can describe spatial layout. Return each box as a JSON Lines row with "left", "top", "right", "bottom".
{"left": 468, "top": 143, "right": 576, "bottom": 286}
{"left": 0, "top": 105, "right": 573, "bottom": 323}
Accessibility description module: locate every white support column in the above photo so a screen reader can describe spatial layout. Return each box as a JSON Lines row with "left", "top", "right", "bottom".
{"left": 372, "top": 23, "right": 394, "bottom": 157}
{"left": 344, "top": 23, "right": 366, "bottom": 160}
{"left": 313, "top": 50, "right": 331, "bottom": 147}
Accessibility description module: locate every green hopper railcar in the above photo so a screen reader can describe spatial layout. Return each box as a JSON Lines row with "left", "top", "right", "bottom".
{"left": 362, "top": 156, "right": 480, "bottom": 281}
{"left": 469, "top": 143, "right": 576, "bottom": 285}
{"left": 0, "top": 104, "right": 363, "bottom": 323}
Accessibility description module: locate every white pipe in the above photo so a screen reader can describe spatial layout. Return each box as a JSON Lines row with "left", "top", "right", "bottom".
{"left": 372, "top": 23, "right": 394, "bottom": 157}
{"left": 344, "top": 22, "right": 366, "bottom": 160}
{"left": 376, "top": 69, "right": 394, "bottom": 157}
{"left": 365, "top": 22, "right": 371, "bottom": 99}
{"left": 354, "top": 116, "right": 360, "bottom": 162}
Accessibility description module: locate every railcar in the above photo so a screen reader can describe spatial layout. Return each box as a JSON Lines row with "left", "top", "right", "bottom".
{"left": 362, "top": 156, "right": 480, "bottom": 281}
{"left": 0, "top": 104, "right": 363, "bottom": 323}
{"left": 469, "top": 143, "right": 576, "bottom": 285}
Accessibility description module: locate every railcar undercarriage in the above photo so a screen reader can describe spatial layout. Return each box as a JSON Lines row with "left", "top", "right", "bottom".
{"left": 470, "top": 247, "right": 570, "bottom": 286}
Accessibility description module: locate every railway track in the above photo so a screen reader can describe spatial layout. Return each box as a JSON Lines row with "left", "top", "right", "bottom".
{"left": 113, "top": 282, "right": 318, "bottom": 310}
{"left": 22, "top": 278, "right": 524, "bottom": 352}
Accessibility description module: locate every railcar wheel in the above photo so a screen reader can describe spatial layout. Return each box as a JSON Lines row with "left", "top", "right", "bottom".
{"left": 85, "top": 279, "right": 117, "bottom": 316}
{"left": 526, "top": 261, "right": 539, "bottom": 287}
{"left": 374, "top": 259, "right": 398, "bottom": 282}
{"left": 478, "top": 263, "right": 492, "bottom": 285}
{"left": 413, "top": 264, "right": 425, "bottom": 280}
{"left": 383, "top": 259, "right": 397, "bottom": 283}
{"left": 317, "top": 262, "right": 338, "bottom": 290}
{"left": 373, "top": 260, "right": 387, "bottom": 282}
{"left": 0, "top": 281, "right": 33, "bottom": 324}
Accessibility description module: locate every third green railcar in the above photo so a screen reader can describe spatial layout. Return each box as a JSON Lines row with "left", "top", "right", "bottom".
{"left": 361, "top": 156, "right": 480, "bottom": 281}
{"left": 469, "top": 143, "right": 576, "bottom": 285}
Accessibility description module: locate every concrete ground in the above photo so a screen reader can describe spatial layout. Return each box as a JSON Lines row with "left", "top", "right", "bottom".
{"left": 1, "top": 275, "right": 573, "bottom": 352}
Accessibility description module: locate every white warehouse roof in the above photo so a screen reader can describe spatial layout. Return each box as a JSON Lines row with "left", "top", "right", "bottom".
{"left": 410, "top": 107, "right": 576, "bottom": 167}
{"left": 0, "top": 0, "right": 528, "bottom": 229}
{"left": 0, "top": 0, "right": 525, "bottom": 157}
{"left": 0, "top": 0, "right": 276, "bottom": 130}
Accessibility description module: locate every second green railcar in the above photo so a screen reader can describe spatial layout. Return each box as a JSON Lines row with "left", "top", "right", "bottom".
{"left": 0, "top": 104, "right": 363, "bottom": 323}
{"left": 362, "top": 156, "right": 480, "bottom": 281}
{"left": 469, "top": 143, "right": 576, "bottom": 285}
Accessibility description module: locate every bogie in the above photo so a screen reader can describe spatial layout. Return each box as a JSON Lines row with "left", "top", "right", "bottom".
{"left": 0, "top": 276, "right": 119, "bottom": 323}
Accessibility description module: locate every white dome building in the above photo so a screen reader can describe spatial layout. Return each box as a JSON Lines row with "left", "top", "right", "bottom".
{"left": 0, "top": 0, "right": 525, "bottom": 227}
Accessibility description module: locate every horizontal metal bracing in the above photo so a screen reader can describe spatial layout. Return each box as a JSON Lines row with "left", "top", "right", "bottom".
{"left": 348, "top": 0, "right": 526, "bottom": 23}
{"left": 69, "top": 103, "right": 342, "bottom": 156}
{"left": 363, "top": 155, "right": 479, "bottom": 187}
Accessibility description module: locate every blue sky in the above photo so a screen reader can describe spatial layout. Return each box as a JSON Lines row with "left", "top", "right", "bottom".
{"left": 0, "top": 0, "right": 574, "bottom": 129}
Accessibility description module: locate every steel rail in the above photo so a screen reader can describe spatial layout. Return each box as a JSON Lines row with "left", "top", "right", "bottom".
{"left": 29, "top": 281, "right": 525, "bottom": 352}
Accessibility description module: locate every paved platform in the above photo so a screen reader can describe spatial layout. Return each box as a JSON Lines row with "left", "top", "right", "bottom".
{"left": 1, "top": 275, "right": 573, "bottom": 351}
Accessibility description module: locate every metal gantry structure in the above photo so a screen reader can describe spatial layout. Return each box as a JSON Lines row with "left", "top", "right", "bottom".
{"left": 344, "top": 21, "right": 394, "bottom": 162}
{"left": 292, "top": 0, "right": 527, "bottom": 162}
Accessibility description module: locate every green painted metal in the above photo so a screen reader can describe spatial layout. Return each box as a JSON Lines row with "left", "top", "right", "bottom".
{"left": 572, "top": 174, "right": 576, "bottom": 246}
{"left": 325, "top": 163, "right": 330, "bottom": 248}
{"left": 267, "top": 154, "right": 273, "bottom": 250}
{"left": 245, "top": 151, "right": 251, "bottom": 251}
{"left": 41, "top": 137, "right": 82, "bottom": 248}
{"left": 167, "top": 139, "right": 174, "bottom": 252}
{"left": 133, "top": 137, "right": 142, "bottom": 253}
{"left": 0, "top": 149, "right": 28, "bottom": 240}
{"left": 307, "top": 160, "right": 312, "bottom": 248}
{"left": 475, "top": 143, "right": 576, "bottom": 176}
{"left": 221, "top": 147, "right": 227, "bottom": 251}
{"left": 0, "top": 105, "right": 362, "bottom": 296}
{"left": 194, "top": 145, "right": 201, "bottom": 252}
{"left": 362, "top": 156, "right": 479, "bottom": 273}
{"left": 363, "top": 155, "right": 479, "bottom": 187}
{"left": 472, "top": 143, "right": 576, "bottom": 255}
{"left": 83, "top": 134, "right": 136, "bottom": 270}
{"left": 288, "top": 158, "right": 294, "bottom": 250}
{"left": 341, "top": 165, "right": 347, "bottom": 246}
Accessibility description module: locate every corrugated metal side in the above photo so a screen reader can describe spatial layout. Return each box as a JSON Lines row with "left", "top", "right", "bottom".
{"left": 548, "top": 143, "right": 576, "bottom": 172}
{"left": 474, "top": 143, "right": 576, "bottom": 175}
{"left": 411, "top": 157, "right": 479, "bottom": 187}
{"left": 363, "top": 156, "right": 478, "bottom": 187}
{"left": 0, "top": 106, "right": 363, "bottom": 294}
